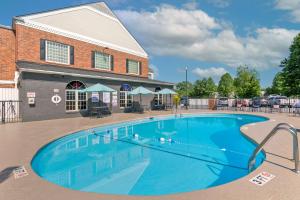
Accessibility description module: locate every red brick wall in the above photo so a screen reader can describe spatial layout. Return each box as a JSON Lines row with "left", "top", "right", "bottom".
{"left": 16, "top": 24, "right": 149, "bottom": 77}
{"left": 0, "top": 27, "right": 16, "bottom": 82}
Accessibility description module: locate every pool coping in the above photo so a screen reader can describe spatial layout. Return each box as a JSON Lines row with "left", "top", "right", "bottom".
{"left": 1, "top": 110, "right": 300, "bottom": 200}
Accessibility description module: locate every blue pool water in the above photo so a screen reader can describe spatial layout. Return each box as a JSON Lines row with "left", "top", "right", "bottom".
{"left": 32, "top": 114, "right": 267, "bottom": 195}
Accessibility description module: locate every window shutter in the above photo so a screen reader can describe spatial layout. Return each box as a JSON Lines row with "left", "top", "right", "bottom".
{"left": 126, "top": 59, "right": 129, "bottom": 73}
{"left": 91, "top": 51, "right": 95, "bottom": 68}
{"left": 40, "top": 39, "right": 46, "bottom": 60}
{"left": 70, "top": 46, "right": 74, "bottom": 65}
{"left": 139, "top": 62, "right": 142, "bottom": 75}
{"left": 110, "top": 55, "right": 114, "bottom": 71}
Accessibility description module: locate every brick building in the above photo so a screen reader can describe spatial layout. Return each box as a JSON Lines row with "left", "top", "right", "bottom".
{"left": 0, "top": 2, "right": 174, "bottom": 121}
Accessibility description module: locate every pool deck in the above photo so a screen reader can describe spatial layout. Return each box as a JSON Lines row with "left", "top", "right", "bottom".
{"left": 1, "top": 110, "right": 300, "bottom": 200}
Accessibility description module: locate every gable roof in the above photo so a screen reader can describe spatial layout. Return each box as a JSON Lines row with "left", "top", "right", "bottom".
{"left": 0, "top": 24, "right": 12, "bottom": 30}
{"left": 14, "top": 2, "right": 148, "bottom": 58}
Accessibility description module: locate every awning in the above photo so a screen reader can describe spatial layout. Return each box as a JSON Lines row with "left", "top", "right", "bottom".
{"left": 121, "top": 84, "right": 132, "bottom": 91}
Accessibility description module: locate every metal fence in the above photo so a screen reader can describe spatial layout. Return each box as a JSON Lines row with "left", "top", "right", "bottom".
{"left": 0, "top": 101, "right": 22, "bottom": 124}
{"left": 189, "top": 98, "right": 300, "bottom": 116}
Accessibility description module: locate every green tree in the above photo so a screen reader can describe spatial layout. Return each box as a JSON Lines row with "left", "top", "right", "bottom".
{"left": 270, "top": 72, "right": 286, "bottom": 95}
{"left": 281, "top": 33, "right": 300, "bottom": 96}
{"left": 175, "top": 81, "right": 193, "bottom": 97}
{"left": 218, "top": 73, "right": 234, "bottom": 97}
{"left": 234, "top": 66, "right": 261, "bottom": 98}
{"left": 192, "top": 77, "right": 217, "bottom": 97}
{"left": 264, "top": 87, "right": 273, "bottom": 96}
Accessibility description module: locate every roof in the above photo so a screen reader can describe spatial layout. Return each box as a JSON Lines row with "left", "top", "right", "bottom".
{"left": 17, "top": 61, "right": 174, "bottom": 86}
{"left": 14, "top": 2, "right": 147, "bottom": 58}
{"left": 0, "top": 24, "right": 12, "bottom": 30}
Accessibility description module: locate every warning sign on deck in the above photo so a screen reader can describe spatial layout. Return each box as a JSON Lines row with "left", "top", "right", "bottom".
{"left": 13, "top": 166, "right": 28, "bottom": 179}
{"left": 249, "top": 171, "right": 275, "bottom": 186}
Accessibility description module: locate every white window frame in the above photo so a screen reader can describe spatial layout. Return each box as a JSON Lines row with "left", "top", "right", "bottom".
{"left": 119, "top": 91, "right": 133, "bottom": 108}
{"left": 94, "top": 52, "right": 112, "bottom": 71}
{"left": 65, "top": 90, "right": 88, "bottom": 112}
{"left": 45, "top": 40, "right": 70, "bottom": 65}
{"left": 154, "top": 93, "right": 164, "bottom": 106}
{"left": 127, "top": 59, "right": 140, "bottom": 75}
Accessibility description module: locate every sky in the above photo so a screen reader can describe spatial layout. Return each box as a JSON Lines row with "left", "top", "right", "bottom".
{"left": 1, "top": 0, "right": 300, "bottom": 87}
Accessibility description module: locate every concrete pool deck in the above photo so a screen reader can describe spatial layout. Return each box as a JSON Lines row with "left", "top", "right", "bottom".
{"left": 1, "top": 110, "right": 300, "bottom": 200}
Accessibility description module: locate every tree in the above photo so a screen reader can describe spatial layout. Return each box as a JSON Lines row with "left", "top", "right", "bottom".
{"left": 175, "top": 81, "right": 193, "bottom": 97}
{"left": 281, "top": 33, "right": 300, "bottom": 96}
{"left": 234, "top": 66, "right": 261, "bottom": 98}
{"left": 270, "top": 72, "right": 286, "bottom": 95}
{"left": 192, "top": 77, "right": 217, "bottom": 97}
{"left": 218, "top": 73, "right": 234, "bottom": 97}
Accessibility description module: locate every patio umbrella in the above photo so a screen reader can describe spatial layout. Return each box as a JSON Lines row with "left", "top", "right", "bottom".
{"left": 81, "top": 83, "right": 116, "bottom": 93}
{"left": 158, "top": 88, "right": 177, "bottom": 95}
{"left": 129, "top": 86, "right": 154, "bottom": 106}
{"left": 81, "top": 83, "right": 116, "bottom": 111}
{"left": 158, "top": 88, "right": 177, "bottom": 108}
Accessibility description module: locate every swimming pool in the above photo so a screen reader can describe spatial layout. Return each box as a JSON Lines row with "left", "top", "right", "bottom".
{"left": 32, "top": 114, "right": 267, "bottom": 195}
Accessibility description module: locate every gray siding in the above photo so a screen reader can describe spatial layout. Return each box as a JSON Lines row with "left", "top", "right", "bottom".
{"left": 19, "top": 72, "right": 173, "bottom": 121}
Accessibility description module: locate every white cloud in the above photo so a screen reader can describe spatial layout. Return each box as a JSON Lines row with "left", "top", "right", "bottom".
{"left": 183, "top": 1, "right": 199, "bottom": 10}
{"left": 192, "top": 67, "right": 228, "bottom": 79}
{"left": 115, "top": 4, "right": 299, "bottom": 70}
{"left": 275, "top": 0, "right": 300, "bottom": 22}
{"left": 207, "top": 0, "right": 231, "bottom": 8}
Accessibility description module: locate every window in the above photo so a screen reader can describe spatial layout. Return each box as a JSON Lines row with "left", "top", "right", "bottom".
{"left": 119, "top": 84, "right": 133, "bottom": 108}
{"left": 126, "top": 59, "right": 140, "bottom": 75}
{"left": 45, "top": 40, "right": 70, "bottom": 64}
{"left": 94, "top": 52, "right": 112, "bottom": 70}
{"left": 65, "top": 81, "right": 87, "bottom": 111}
{"left": 154, "top": 87, "right": 163, "bottom": 106}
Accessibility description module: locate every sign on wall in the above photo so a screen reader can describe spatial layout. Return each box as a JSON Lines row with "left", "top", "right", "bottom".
{"left": 27, "top": 92, "right": 36, "bottom": 98}
{"left": 51, "top": 94, "right": 62, "bottom": 105}
{"left": 91, "top": 92, "right": 100, "bottom": 103}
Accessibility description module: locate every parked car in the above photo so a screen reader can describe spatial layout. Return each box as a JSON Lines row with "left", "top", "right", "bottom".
{"left": 268, "top": 95, "right": 289, "bottom": 107}
{"left": 180, "top": 96, "right": 189, "bottom": 107}
{"left": 232, "top": 99, "right": 250, "bottom": 107}
{"left": 252, "top": 97, "right": 261, "bottom": 108}
{"left": 217, "top": 97, "right": 229, "bottom": 107}
{"left": 251, "top": 97, "right": 268, "bottom": 107}
{"left": 260, "top": 98, "right": 268, "bottom": 107}
{"left": 293, "top": 101, "right": 300, "bottom": 108}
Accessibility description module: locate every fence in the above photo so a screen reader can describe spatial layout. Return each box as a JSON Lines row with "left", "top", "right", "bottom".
{"left": 0, "top": 88, "right": 21, "bottom": 123}
{"left": 188, "top": 98, "right": 300, "bottom": 115}
{"left": 0, "top": 100, "right": 22, "bottom": 123}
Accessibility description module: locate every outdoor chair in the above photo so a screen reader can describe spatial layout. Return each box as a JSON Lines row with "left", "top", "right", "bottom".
{"left": 131, "top": 103, "right": 144, "bottom": 113}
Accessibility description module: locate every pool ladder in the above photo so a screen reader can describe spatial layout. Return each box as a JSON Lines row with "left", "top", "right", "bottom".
{"left": 248, "top": 123, "right": 300, "bottom": 173}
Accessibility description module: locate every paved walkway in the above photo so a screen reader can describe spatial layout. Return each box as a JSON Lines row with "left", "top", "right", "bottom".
{"left": 1, "top": 110, "right": 300, "bottom": 200}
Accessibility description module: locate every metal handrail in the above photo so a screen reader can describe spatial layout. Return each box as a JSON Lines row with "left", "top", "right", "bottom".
{"left": 248, "top": 123, "right": 300, "bottom": 173}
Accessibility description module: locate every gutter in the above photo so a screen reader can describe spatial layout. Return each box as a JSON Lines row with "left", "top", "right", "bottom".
{"left": 18, "top": 68, "right": 174, "bottom": 86}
